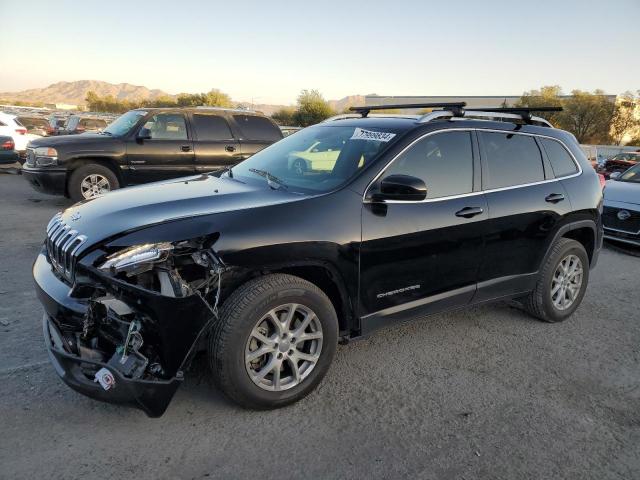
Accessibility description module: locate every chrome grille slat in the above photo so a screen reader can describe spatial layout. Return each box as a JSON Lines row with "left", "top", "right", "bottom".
{"left": 44, "top": 214, "right": 88, "bottom": 283}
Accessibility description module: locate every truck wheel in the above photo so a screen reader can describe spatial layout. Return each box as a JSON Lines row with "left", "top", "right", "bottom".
{"left": 524, "top": 238, "right": 589, "bottom": 322}
{"left": 208, "top": 274, "right": 338, "bottom": 409}
{"left": 68, "top": 163, "right": 119, "bottom": 202}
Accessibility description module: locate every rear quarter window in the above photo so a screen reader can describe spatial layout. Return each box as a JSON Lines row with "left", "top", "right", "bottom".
{"left": 480, "top": 132, "right": 545, "bottom": 189}
{"left": 540, "top": 138, "right": 578, "bottom": 177}
{"left": 233, "top": 115, "right": 282, "bottom": 142}
{"left": 192, "top": 114, "right": 234, "bottom": 141}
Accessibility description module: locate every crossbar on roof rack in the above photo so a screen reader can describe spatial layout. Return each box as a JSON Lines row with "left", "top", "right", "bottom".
{"left": 349, "top": 102, "right": 467, "bottom": 117}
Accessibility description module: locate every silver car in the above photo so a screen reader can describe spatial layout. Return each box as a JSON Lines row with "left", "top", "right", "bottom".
{"left": 603, "top": 163, "right": 640, "bottom": 247}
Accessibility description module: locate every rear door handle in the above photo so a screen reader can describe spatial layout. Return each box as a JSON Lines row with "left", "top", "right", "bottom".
{"left": 225, "top": 145, "right": 236, "bottom": 153}
{"left": 455, "top": 206, "right": 484, "bottom": 218}
{"left": 181, "top": 145, "right": 192, "bottom": 152}
{"left": 545, "top": 193, "right": 565, "bottom": 203}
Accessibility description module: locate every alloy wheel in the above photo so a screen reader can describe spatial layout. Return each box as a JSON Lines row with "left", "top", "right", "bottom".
{"left": 80, "top": 174, "right": 111, "bottom": 199}
{"left": 245, "top": 303, "right": 323, "bottom": 391}
{"left": 550, "top": 254, "right": 583, "bottom": 310}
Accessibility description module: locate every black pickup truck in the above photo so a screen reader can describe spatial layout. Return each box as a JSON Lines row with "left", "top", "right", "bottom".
{"left": 22, "top": 107, "right": 283, "bottom": 201}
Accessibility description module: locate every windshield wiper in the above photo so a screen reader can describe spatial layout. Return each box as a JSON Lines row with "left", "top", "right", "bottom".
{"left": 249, "top": 168, "right": 287, "bottom": 190}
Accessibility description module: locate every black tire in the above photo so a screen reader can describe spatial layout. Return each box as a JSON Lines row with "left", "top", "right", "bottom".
{"left": 524, "top": 238, "right": 589, "bottom": 322}
{"left": 68, "top": 163, "right": 119, "bottom": 202}
{"left": 208, "top": 273, "right": 338, "bottom": 409}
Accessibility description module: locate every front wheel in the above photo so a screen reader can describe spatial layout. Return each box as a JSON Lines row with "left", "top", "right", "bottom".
{"left": 208, "top": 274, "right": 338, "bottom": 409}
{"left": 524, "top": 238, "right": 589, "bottom": 322}
{"left": 68, "top": 163, "right": 119, "bottom": 202}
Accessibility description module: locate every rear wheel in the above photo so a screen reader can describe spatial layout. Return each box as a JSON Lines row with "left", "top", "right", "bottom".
{"left": 68, "top": 163, "right": 119, "bottom": 202}
{"left": 524, "top": 238, "right": 589, "bottom": 322}
{"left": 208, "top": 274, "right": 338, "bottom": 409}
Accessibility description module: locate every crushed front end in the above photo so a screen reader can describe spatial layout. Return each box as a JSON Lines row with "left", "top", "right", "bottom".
{"left": 34, "top": 213, "right": 224, "bottom": 417}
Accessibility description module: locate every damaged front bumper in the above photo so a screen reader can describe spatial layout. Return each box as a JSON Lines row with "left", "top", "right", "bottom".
{"left": 43, "top": 313, "right": 182, "bottom": 417}
{"left": 33, "top": 245, "right": 222, "bottom": 417}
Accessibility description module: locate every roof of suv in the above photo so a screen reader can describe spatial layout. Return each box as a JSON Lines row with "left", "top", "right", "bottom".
{"left": 133, "top": 107, "right": 266, "bottom": 116}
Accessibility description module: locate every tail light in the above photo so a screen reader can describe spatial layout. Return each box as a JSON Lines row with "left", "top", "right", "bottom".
{"left": 598, "top": 174, "right": 606, "bottom": 189}
{"left": 1, "top": 139, "right": 15, "bottom": 150}
{"left": 45, "top": 126, "right": 55, "bottom": 134}
{"left": 75, "top": 126, "right": 86, "bottom": 133}
{"left": 15, "top": 128, "right": 27, "bottom": 135}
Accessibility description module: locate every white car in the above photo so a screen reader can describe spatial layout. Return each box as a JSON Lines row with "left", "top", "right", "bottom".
{"left": 0, "top": 112, "right": 41, "bottom": 153}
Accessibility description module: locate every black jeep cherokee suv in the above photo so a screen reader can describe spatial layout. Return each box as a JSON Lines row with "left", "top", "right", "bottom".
{"left": 33, "top": 103, "right": 602, "bottom": 416}
{"left": 22, "top": 107, "right": 283, "bottom": 202}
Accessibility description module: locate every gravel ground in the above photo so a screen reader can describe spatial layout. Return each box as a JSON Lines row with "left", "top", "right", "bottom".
{"left": 0, "top": 173, "right": 638, "bottom": 480}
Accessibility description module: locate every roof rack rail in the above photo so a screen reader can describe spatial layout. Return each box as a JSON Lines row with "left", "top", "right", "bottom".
{"left": 418, "top": 105, "right": 562, "bottom": 127}
{"left": 349, "top": 102, "right": 467, "bottom": 117}
{"left": 464, "top": 106, "right": 562, "bottom": 122}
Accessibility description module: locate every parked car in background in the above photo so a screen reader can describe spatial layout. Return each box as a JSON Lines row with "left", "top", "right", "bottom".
{"left": 17, "top": 116, "right": 50, "bottom": 136}
{"left": 33, "top": 103, "right": 602, "bottom": 416}
{"left": 289, "top": 135, "right": 345, "bottom": 174}
{"left": 45, "top": 116, "right": 68, "bottom": 136}
{"left": 62, "top": 115, "right": 109, "bottom": 135}
{"left": 602, "top": 163, "right": 640, "bottom": 247}
{"left": 22, "top": 107, "right": 284, "bottom": 201}
{"left": 597, "top": 151, "right": 640, "bottom": 178}
{"left": 0, "top": 135, "right": 20, "bottom": 164}
{"left": 0, "top": 112, "right": 38, "bottom": 159}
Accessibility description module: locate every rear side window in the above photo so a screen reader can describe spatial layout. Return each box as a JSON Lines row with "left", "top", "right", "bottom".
{"left": 480, "top": 132, "right": 544, "bottom": 189}
{"left": 192, "top": 114, "right": 234, "bottom": 141}
{"left": 384, "top": 131, "right": 474, "bottom": 199}
{"left": 233, "top": 115, "right": 282, "bottom": 141}
{"left": 540, "top": 138, "right": 578, "bottom": 177}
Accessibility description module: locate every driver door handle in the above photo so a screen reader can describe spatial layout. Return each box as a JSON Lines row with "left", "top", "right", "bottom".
{"left": 181, "top": 145, "right": 192, "bottom": 152}
{"left": 225, "top": 145, "right": 236, "bottom": 153}
{"left": 545, "top": 193, "right": 565, "bottom": 203}
{"left": 455, "top": 206, "right": 484, "bottom": 218}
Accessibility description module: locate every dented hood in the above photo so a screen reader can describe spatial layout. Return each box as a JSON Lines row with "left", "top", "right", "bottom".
{"left": 58, "top": 174, "right": 301, "bottom": 248}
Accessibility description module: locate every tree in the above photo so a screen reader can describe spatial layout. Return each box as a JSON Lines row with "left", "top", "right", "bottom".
{"left": 610, "top": 91, "right": 640, "bottom": 145}
{"left": 516, "top": 85, "right": 564, "bottom": 125}
{"left": 293, "top": 89, "right": 335, "bottom": 127}
{"left": 203, "top": 89, "right": 233, "bottom": 107}
{"left": 558, "top": 89, "right": 614, "bottom": 144}
{"left": 271, "top": 107, "right": 297, "bottom": 126}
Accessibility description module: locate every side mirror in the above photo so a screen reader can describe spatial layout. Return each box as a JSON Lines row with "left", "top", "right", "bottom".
{"left": 137, "top": 127, "right": 152, "bottom": 140}
{"left": 376, "top": 174, "right": 427, "bottom": 201}
{"left": 609, "top": 171, "right": 621, "bottom": 180}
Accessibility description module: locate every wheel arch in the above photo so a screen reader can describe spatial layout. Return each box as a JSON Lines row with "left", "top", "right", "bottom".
{"left": 221, "top": 261, "right": 355, "bottom": 337}
{"left": 542, "top": 220, "right": 599, "bottom": 269}
{"left": 65, "top": 157, "right": 123, "bottom": 196}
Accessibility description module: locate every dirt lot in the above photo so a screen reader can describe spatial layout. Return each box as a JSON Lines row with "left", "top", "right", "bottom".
{"left": 0, "top": 172, "right": 638, "bottom": 480}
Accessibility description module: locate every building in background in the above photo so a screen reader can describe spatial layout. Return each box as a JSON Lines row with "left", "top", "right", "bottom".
{"left": 43, "top": 103, "right": 81, "bottom": 111}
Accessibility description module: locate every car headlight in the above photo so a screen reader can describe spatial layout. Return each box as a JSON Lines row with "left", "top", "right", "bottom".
{"left": 99, "top": 242, "right": 173, "bottom": 275}
{"left": 34, "top": 147, "right": 58, "bottom": 166}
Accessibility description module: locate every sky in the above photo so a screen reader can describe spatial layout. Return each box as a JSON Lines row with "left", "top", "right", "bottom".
{"left": 1, "top": 0, "right": 638, "bottom": 105}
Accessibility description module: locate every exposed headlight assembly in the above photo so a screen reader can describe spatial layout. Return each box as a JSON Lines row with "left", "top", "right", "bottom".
{"left": 34, "top": 147, "right": 58, "bottom": 166}
{"left": 99, "top": 242, "right": 173, "bottom": 275}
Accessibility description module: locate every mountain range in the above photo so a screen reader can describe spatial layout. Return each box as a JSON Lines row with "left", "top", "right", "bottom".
{"left": 0, "top": 80, "right": 366, "bottom": 115}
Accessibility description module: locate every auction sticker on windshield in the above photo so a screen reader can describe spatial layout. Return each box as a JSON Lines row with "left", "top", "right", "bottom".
{"left": 350, "top": 128, "right": 396, "bottom": 142}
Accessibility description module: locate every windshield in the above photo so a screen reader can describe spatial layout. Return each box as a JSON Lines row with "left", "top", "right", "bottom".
{"left": 103, "top": 110, "right": 147, "bottom": 136}
{"left": 619, "top": 163, "right": 640, "bottom": 183}
{"left": 229, "top": 124, "right": 402, "bottom": 193}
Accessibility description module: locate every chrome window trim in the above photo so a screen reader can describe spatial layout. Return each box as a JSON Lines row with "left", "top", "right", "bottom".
{"left": 362, "top": 127, "right": 583, "bottom": 204}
